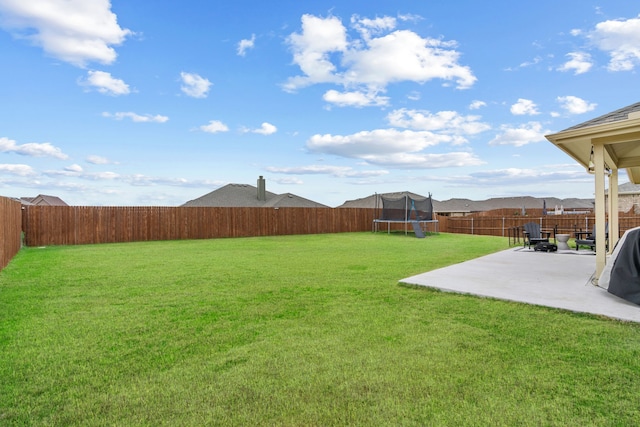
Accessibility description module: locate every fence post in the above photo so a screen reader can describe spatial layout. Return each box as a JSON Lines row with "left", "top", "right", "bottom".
{"left": 471, "top": 217, "right": 474, "bottom": 235}
{"left": 502, "top": 217, "right": 505, "bottom": 236}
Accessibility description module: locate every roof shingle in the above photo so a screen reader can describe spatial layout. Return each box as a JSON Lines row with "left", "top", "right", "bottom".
{"left": 563, "top": 101, "right": 640, "bottom": 132}
{"left": 181, "top": 183, "right": 328, "bottom": 208}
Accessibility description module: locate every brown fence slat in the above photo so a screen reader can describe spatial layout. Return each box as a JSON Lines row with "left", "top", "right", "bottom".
{"left": 20, "top": 204, "right": 640, "bottom": 248}
{"left": 22, "top": 206, "right": 379, "bottom": 246}
{"left": 445, "top": 213, "right": 640, "bottom": 240}
{"left": 0, "top": 197, "right": 22, "bottom": 270}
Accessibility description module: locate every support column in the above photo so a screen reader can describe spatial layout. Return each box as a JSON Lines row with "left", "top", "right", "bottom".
{"left": 609, "top": 168, "right": 619, "bottom": 252}
{"left": 594, "top": 144, "right": 607, "bottom": 278}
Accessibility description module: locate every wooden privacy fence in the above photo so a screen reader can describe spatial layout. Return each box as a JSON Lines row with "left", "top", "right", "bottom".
{"left": 22, "top": 206, "right": 378, "bottom": 246}
{"left": 0, "top": 196, "right": 22, "bottom": 270}
{"left": 445, "top": 213, "right": 640, "bottom": 242}
{"left": 20, "top": 204, "right": 640, "bottom": 248}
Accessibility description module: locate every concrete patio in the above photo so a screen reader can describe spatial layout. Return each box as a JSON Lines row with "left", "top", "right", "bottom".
{"left": 401, "top": 247, "right": 640, "bottom": 323}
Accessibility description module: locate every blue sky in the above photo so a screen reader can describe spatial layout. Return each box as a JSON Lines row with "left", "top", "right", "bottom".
{"left": 0, "top": 1, "right": 639, "bottom": 207}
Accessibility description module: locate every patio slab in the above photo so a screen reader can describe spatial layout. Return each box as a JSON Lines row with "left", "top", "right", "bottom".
{"left": 400, "top": 247, "right": 640, "bottom": 323}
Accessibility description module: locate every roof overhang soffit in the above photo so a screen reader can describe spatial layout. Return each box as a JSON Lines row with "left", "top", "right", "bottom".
{"left": 546, "top": 117, "right": 640, "bottom": 176}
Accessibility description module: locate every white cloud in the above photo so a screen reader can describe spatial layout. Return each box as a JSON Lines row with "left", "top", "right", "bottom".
{"left": 589, "top": 15, "right": 640, "bottom": 71}
{"left": 237, "top": 34, "right": 255, "bottom": 56}
{"left": 556, "top": 96, "right": 597, "bottom": 115}
{"left": 200, "top": 120, "right": 229, "bottom": 134}
{"left": 342, "top": 29, "right": 476, "bottom": 90}
{"left": 510, "top": 98, "right": 540, "bottom": 116}
{"left": 284, "top": 14, "right": 347, "bottom": 91}
{"left": 397, "top": 13, "right": 423, "bottom": 23}
{"left": 38, "top": 166, "right": 221, "bottom": 190}
{"left": 102, "top": 111, "right": 169, "bottom": 123}
{"left": 0, "top": 136, "right": 68, "bottom": 159}
{"left": 387, "top": 109, "right": 490, "bottom": 143}
{"left": 488, "top": 122, "right": 550, "bottom": 147}
{"left": 86, "top": 155, "right": 113, "bottom": 164}
{"left": 306, "top": 128, "right": 483, "bottom": 169}
{"left": 45, "top": 167, "right": 120, "bottom": 180}
{"left": 124, "top": 174, "right": 221, "bottom": 188}
{"left": 469, "top": 100, "right": 486, "bottom": 110}
{"left": 557, "top": 52, "right": 593, "bottom": 75}
{"left": 86, "top": 171, "right": 119, "bottom": 180}
{"left": 180, "top": 72, "right": 212, "bottom": 98}
{"left": 323, "top": 89, "right": 389, "bottom": 107}
{"left": 81, "top": 70, "right": 130, "bottom": 95}
{"left": 363, "top": 152, "right": 484, "bottom": 169}
{"left": 266, "top": 165, "right": 388, "bottom": 178}
{"left": 284, "top": 14, "right": 476, "bottom": 94}
{"left": 65, "top": 164, "right": 83, "bottom": 172}
{"left": 436, "top": 166, "right": 589, "bottom": 188}
{"left": 351, "top": 15, "right": 397, "bottom": 39}
{"left": 407, "top": 91, "right": 421, "bottom": 101}
{"left": 518, "top": 56, "right": 542, "bottom": 68}
{"left": 0, "top": 163, "right": 35, "bottom": 176}
{"left": 273, "top": 177, "right": 304, "bottom": 185}
{"left": 308, "top": 129, "right": 444, "bottom": 157}
{"left": 0, "top": 0, "right": 132, "bottom": 67}
{"left": 252, "top": 122, "right": 277, "bottom": 135}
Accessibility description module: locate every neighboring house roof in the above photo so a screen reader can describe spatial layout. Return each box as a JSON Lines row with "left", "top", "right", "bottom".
{"left": 338, "top": 192, "right": 593, "bottom": 213}
{"left": 181, "top": 183, "right": 329, "bottom": 208}
{"left": 618, "top": 182, "right": 640, "bottom": 194}
{"left": 605, "top": 181, "right": 640, "bottom": 195}
{"left": 435, "top": 196, "right": 594, "bottom": 212}
{"left": 337, "top": 191, "right": 429, "bottom": 209}
{"left": 20, "top": 194, "right": 68, "bottom": 206}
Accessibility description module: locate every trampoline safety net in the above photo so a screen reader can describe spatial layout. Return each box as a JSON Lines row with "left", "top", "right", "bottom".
{"left": 380, "top": 194, "right": 433, "bottom": 221}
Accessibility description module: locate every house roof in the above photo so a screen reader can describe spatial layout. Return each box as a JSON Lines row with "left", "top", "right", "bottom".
{"left": 607, "top": 181, "right": 640, "bottom": 195}
{"left": 337, "top": 191, "right": 429, "bottom": 209}
{"left": 545, "top": 101, "right": 640, "bottom": 183}
{"left": 181, "top": 183, "right": 329, "bottom": 208}
{"left": 563, "top": 102, "right": 640, "bottom": 131}
{"left": 338, "top": 192, "right": 593, "bottom": 213}
{"left": 440, "top": 197, "right": 594, "bottom": 212}
{"left": 20, "top": 194, "right": 68, "bottom": 206}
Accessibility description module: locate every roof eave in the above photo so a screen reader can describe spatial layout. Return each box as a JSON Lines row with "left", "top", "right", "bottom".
{"left": 546, "top": 116, "right": 640, "bottom": 170}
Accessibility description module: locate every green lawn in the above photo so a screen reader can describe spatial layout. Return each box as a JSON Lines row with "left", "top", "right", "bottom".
{"left": 1, "top": 232, "right": 640, "bottom": 426}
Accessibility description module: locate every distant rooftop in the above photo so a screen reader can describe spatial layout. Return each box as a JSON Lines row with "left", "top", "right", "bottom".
{"left": 614, "top": 182, "right": 640, "bottom": 194}
{"left": 339, "top": 192, "right": 593, "bottom": 213}
{"left": 20, "top": 194, "right": 68, "bottom": 206}
{"left": 182, "top": 178, "right": 328, "bottom": 208}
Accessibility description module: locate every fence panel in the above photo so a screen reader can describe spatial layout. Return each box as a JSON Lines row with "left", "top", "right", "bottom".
{"left": 444, "top": 214, "right": 640, "bottom": 241}
{"left": 22, "top": 206, "right": 379, "bottom": 246}
{"left": 22, "top": 204, "right": 640, "bottom": 248}
{"left": 0, "top": 197, "right": 22, "bottom": 270}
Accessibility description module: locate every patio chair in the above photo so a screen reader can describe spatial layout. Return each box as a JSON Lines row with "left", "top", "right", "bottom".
{"left": 522, "top": 222, "right": 550, "bottom": 249}
{"left": 574, "top": 223, "right": 608, "bottom": 252}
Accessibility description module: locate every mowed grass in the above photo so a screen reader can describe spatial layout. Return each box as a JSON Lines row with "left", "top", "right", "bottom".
{"left": 1, "top": 232, "right": 640, "bottom": 426}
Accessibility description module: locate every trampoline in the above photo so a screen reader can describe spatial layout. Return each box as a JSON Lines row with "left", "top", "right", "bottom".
{"left": 372, "top": 193, "right": 438, "bottom": 236}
